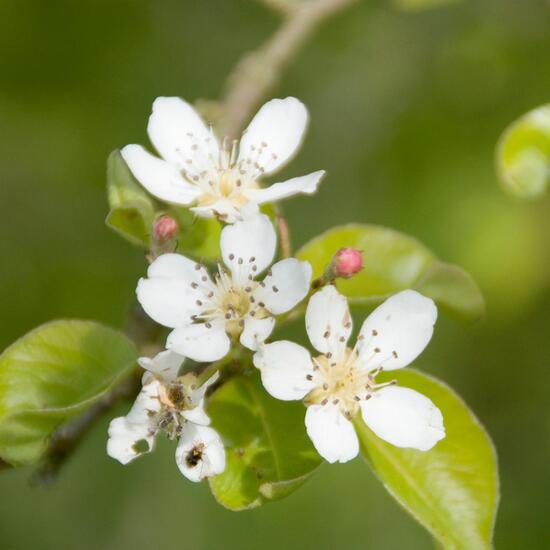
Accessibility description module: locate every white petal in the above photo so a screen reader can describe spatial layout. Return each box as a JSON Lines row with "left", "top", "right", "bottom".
{"left": 147, "top": 253, "right": 203, "bottom": 281}
{"left": 240, "top": 315, "right": 275, "bottom": 351}
{"left": 137, "top": 254, "right": 210, "bottom": 328}
{"left": 121, "top": 144, "right": 199, "bottom": 205}
{"left": 220, "top": 214, "right": 276, "bottom": 282}
{"left": 106, "top": 381, "right": 161, "bottom": 465}
{"left": 360, "top": 386, "right": 445, "bottom": 451}
{"left": 138, "top": 349, "right": 185, "bottom": 382}
{"left": 254, "top": 259, "right": 312, "bottom": 315}
{"left": 167, "top": 322, "right": 230, "bottom": 362}
{"left": 136, "top": 278, "right": 202, "bottom": 328}
{"left": 126, "top": 380, "right": 163, "bottom": 425}
{"left": 245, "top": 171, "right": 325, "bottom": 205}
{"left": 357, "top": 290, "right": 437, "bottom": 371}
{"left": 305, "top": 286, "right": 352, "bottom": 359}
{"left": 147, "top": 96, "right": 219, "bottom": 168}
{"left": 190, "top": 199, "right": 240, "bottom": 223}
{"left": 188, "top": 371, "right": 220, "bottom": 409}
{"left": 239, "top": 97, "right": 308, "bottom": 175}
{"left": 107, "top": 417, "right": 155, "bottom": 465}
{"left": 176, "top": 424, "right": 226, "bottom": 482}
{"left": 305, "top": 404, "right": 359, "bottom": 464}
{"left": 182, "top": 402, "right": 211, "bottom": 426}
{"left": 253, "top": 341, "right": 315, "bottom": 401}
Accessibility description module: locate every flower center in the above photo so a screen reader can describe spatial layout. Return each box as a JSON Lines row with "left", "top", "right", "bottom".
{"left": 219, "top": 286, "right": 252, "bottom": 336}
{"left": 305, "top": 349, "right": 393, "bottom": 420}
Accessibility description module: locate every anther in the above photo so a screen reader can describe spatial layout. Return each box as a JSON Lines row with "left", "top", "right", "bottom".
{"left": 272, "top": 286, "right": 279, "bottom": 293}
{"left": 306, "top": 374, "right": 313, "bottom": 381}
{"left": 229, "top": 254, "right": 235, "bottom": 260}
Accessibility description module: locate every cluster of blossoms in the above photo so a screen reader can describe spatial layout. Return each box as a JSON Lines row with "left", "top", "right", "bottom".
{"left": 107, "top": 96, "right": 445, "bottom": 481}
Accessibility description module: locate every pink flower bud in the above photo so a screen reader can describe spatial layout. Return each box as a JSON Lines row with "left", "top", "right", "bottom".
{"left": 153, "top": 216, "right": 178, "bottom": 242}
{"left": 332, "top": 248, "right": 363, "bottom": 278}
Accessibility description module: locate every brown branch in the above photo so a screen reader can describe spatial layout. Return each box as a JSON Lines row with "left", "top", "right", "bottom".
{"left": 276, "top": 213, "right": 292, "bottom": 258}
{"left": 34, "top": 370, "right": 142, "bottom": 484}
{"left": 219, "top": 0, "right": 359, "bottom": 139}
{"left": 33, "top": 304, "right": 162, "bottom": 483}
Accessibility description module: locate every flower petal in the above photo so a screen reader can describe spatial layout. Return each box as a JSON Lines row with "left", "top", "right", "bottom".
{"left": 121, "top": 144, "right": 200, "bottom": 205}
{"left": 167, "top": 321, "right": 230, "bottom": 362}
{"left": 356, "top": 290, "right": 437, "bottom": 371}
{"left": 245, "top": 171, "right": 325, "bottom": 205}
{"left": 254, "top": 258, "right": 312, "bottom": 315}
{"left": 175, "top": 424, "right": 226, "bottom": 482}
{"left": 305, "top": 286, "right": 352, "bottom": 358}
{"left": 305, "top": 404, "right": 359, "bottom": 464}
{"left": 189, "top": 371, "right": 220, "bottom": 406}
{"left": 360, "top": 386, "right": 445, "bottom": 451}
{"left": 137, "top": 254, "right": 211, "bottom": 328}
{"left": 182, "top": 403, "right": 211, "bottom": 426}
{"left": 253, "top": 341, "right": 315, "bottom": 400}
{"left": 136, "top": 278, "right": 202, "bottom": 328}
{"left": 239, "top": 97, "right": 308, "bottom": 175}
{"left": 147, "top": 96, "right": 219, "bottom": 168}
{"left": 240, "top": 315, "right": 275, "bottom": 351}
{"left": 220, "top": 214, "right": 276, "bottom": 282}
{"left": 138, "top": 349, "right": 185, "bottom": 382}
{"left": 106, "top": 380, "right": 162, "bottom": 465}
{"left": 107, "top": 417, "right": 155, "bottom": 465}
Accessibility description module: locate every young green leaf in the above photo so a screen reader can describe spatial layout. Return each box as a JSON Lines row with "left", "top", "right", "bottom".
{"left": 297, "top": 224, "right": 484, "bottom": 322}
{"left": 106, "top": 150, "right": 156, "bottom": 246}
{"left": 170, "top": 207, "right": 221, "bottom": 262}
{"left": 496, "top": 104, "right": 550, "bottom": 199}
{"left": 0, "top": 320, "right": 138, "bottom": 465}
{"left": 208, "top": 372, "right": 321, "bottom": 510}
{"left": 355, "top": 369, "right": 499, "bottom": 550}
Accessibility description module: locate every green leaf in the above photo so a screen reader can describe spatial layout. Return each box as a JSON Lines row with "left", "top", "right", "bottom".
{"left": 208, "top": 372, "right": 321, "bottom": 510}
{"left": 297, "top": 224, "right": 484, "bottom": 322}
{"left": 355, "top": 369, "right": 499, "bottom": 550}
{"left": 0, "top": 320, "right": 138, "bottom": 465}
{"left": 393, "top": 0, "right": 461, "bottom": 11}
{"left": 496, "top": 104, "right": 550, "bottom": 199}
{"left": 170, "top": 207, "right": 221, "bottom": 262}
{"left": 106, "top": 150, "right": 156, "bottom": 246}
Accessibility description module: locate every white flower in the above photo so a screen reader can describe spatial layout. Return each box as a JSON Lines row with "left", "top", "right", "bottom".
{"left": 253, "top": 286, "right": 445, "bottom": 464}
{"left": 107, "top": 350, "right": 225, "bottom": 482}
{"left": 137, "top": 214, "right": 312, "bottom": 362}
{"left": 121, "top": 96, "right": 325, "bottom": 222}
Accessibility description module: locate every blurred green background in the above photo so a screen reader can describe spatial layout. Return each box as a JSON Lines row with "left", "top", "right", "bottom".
{"left": 2, "top": 0, "right": 550, "bottom": 548}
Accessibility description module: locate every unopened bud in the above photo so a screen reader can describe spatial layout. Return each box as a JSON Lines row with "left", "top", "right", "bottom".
{"left": 332, "top": 248, "right": 363, "bottom": 279}
{"left": 153, "top": 216, "right": 178, "bottom": 242}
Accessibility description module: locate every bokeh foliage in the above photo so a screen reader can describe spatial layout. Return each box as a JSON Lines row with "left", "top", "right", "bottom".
{"left": 1, "top": 0, "right": 550, "bottom": 549}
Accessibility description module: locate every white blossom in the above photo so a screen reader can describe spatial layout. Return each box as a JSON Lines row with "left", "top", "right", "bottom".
{"left": 121, "top": 96, "right": 325, "bottom": 222}
{"left": 137, "top": 214, "right": 312, "bottom": 362}
{"left": 107, "top": 350, "right": 225, "bottom": 481}
{"left": 253, "top": 286, "right": 445, "bottom": 464}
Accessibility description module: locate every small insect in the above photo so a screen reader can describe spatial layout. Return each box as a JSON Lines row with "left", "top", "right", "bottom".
{"left": 185, "top": 443, "right": 206, "bottom": 468}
